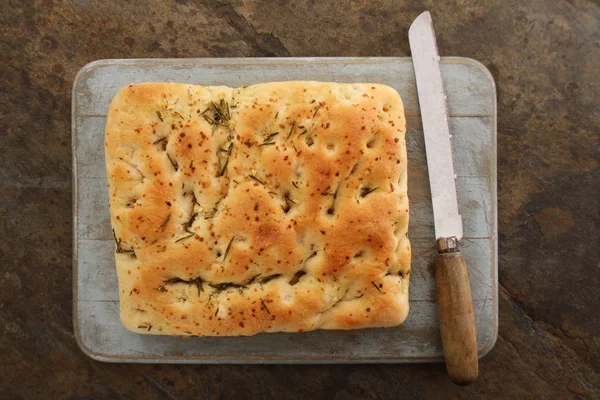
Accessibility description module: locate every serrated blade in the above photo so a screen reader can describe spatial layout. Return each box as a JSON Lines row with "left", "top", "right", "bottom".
{"left": 409, "top": 11, "right": 463, "bottom": 241}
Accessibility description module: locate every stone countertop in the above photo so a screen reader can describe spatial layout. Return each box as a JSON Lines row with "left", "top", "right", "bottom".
{"left": 0, "top": 1, "right": 597, "bottom": 398}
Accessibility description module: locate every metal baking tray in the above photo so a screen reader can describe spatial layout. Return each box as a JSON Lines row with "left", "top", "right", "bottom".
{"left": 72, "top": 57, "right": 497, "bottom": 363}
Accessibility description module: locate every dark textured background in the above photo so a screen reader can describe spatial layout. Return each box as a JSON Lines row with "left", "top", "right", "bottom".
{"left": 0, "top": 0, "right": 598, "bottom": 398}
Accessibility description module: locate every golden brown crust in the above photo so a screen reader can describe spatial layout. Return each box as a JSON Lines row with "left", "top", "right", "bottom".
{"left": 105, "top": 81, "right": 410, "bottom": 336}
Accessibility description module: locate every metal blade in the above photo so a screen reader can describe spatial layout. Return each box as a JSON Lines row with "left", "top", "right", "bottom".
{"left": 409, "top": 12, "right": 463, "bottom": 240}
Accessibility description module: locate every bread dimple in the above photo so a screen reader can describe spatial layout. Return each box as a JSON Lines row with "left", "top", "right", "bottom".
{"left": 105, "top": 81, "right": 410, "bottom": 336}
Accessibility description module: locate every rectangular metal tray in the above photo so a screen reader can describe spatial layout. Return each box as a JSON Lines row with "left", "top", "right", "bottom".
{"left": 72, "top": 57, "right": 497, "bottom": 363}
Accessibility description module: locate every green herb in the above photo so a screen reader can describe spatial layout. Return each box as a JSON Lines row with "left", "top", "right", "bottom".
{"left": 286, "top": 120, "right": 295, "bottom": 140}
{"left": 112, "top": 229, "right": 136, "bottom": 258}
{"left": 218, "top": 143, "right": 233, "bottom": 176}
{"left": 259, "top": 274, "right": 281, "bottom": 284}
{"left": 261, "top": 299, "right": 271, "bottom": 315}
{"left": 297, "top": 129, "right": 307, "bottom": 138}
{"left": 223, "top": 237, "right": 235, "bottom": 261}
{"left": 212, "top": 99, "right": 230, "bottom": 122}
{"left": 209, "top": 281, "right": 244, "bottom": 291}
{"left": 360, "top": 187, "right": 378, "bottom": 197}
{"left": 173, "top": 111, "right": 185, "bottom": 120}
{"left": 192, "top": 277, "right": 203, "bottom": 293}
{"left": 204, "top": 208, "right": 217, "bottom": 219}
{"left": 249, "top": 174, "right": 266, "bottom": 186}
{"left": 371, "top": 281, "right": 382, "bottom": 293}
{"left": 313, "top": 105, "right": 320, "bottom": 118}
{"left": 191, "top": 191, "right": 199, "bottom": 206}
{"left": 292, "top": 181, "right": 299, "bottom": 189}
{"left": 153, "top": 137, "right": 166, "bottom": 145}
{"left": 183, "top": 212, "right": 198, "bottom": 233}
{"left": 203, "top": 114, "right": 216, "bottom": 125}
{"left": 138, "top": 324, "right": 152, "bottom": 331}
{"left": 175, "top": 233, "right": 194, "bottom": 243}
{"left": 289, "top": 270, "right": 306, "bottom": 286}
{"left": 161, "top": 213, "right": 171, "bottom": 232}
{"left": 219, "top": 156, "right": 229, "bottom": 176}
{"left": 282, "top": 193, "right": 296, "bottom": 213}
{"left": 305, "top": 135, "right": 314, "bottom": 147}
{"left": 167, "top": 153, "right": 178, "bottom": 171}
{"left": 261, "top": 132, "right": 279, "bottom": 146}
{"left": 156, "top": 111, "right": 163, "bottom": 122}
{"left": 274, "top": 111, "right": 279, "bottom": 119}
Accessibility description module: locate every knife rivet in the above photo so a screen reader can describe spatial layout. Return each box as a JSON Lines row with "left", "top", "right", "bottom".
{"left": 437, "top": 237, "right": 458, "bottom": 253}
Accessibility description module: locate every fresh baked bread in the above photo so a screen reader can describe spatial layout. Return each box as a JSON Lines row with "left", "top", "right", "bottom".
{"left": 105, "top": 81, "right": 410, "bottom": 336}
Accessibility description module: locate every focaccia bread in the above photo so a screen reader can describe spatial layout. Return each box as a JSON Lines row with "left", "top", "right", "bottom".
{"left": 105, "top": 81, "right": 410, "bottom": 336}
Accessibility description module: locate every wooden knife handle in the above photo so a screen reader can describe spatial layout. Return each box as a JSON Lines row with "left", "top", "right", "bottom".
{"left": 435, "top": 250, "right": 479, "bottom": 385}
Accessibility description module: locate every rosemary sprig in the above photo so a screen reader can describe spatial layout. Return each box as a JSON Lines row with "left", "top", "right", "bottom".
{"left": 261, "top": 132, "right": 279, "bottom": 146}
{"left": 281, "top": 193, "right": 296, "bottom": 213}
{"left": 202, "top": 98, "right": 231, "bottom": 134}
{"left": 218, "top": 142, "right": 233, "bottom": 176}
{"left": 249, "top": 174, "right": 266, "bottom": 186}
{"left": 305, "top": 135, "right": 315, "bottom": 147}
{"left": 167, "top": 153, "right": 178, "bottom": 171}
{"left": 286, "top": 120, "right": 295, "bottom": 140}
{"left": 292, "top": 181, "right": 299, "bottom": 189}
{"left": 204, "top": 208, "right": 217, "bottom": 219}
{"left": 261, "top": 299, "right": 271, "bottom": 315}
{"left": 153, "top": 137, "right": 166, "bottom": 145}
{"left": 289, "top": 270, "right": 306, "bottom": 286}
{"left": 175, "top": 233, "right": 194, "bottom": 243}
{"left": 203, "top": 114, "right": 215, "bottom": 125}
{"left": 360, "top": 186, "right": 379, "bottom": 197}
{"left": 183, "top": 212, "right": 198, "bottom": 233}
{"left": 258, "top": 274, "right": 281, "bottom": 284}
{"left": 313, "top": 105, "right": 320, "bottom": 118}
{"left": 192, "top": 277, "right": 203, "bottom": 293}
{"left": 156, "top": 111, "right": 163, "bottom": 122}
{"left": 161, "top": 213, "right": 171, "bottom": 232}
{"left": 112, "top": 229, "right": 136, "bottom": 258}
{"left": 372, "top": 281, "right": 382, "bottom": 293}
{"left": 222, "top": 237, "right": 235, "bottom": 261}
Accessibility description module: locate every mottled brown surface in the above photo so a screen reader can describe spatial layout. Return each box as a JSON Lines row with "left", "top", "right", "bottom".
{"left": 0, "top": 0, "right": 598, "bottom": 398}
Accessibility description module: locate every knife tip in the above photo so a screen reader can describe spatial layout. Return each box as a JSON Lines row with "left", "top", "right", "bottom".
{"left": 409, "top": 11, "right": 432, "bottom": 36}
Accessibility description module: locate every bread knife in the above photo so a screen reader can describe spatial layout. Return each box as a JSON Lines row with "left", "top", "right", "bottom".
{"left": 409, "top": 11, "right": 478, "bottom": 385}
